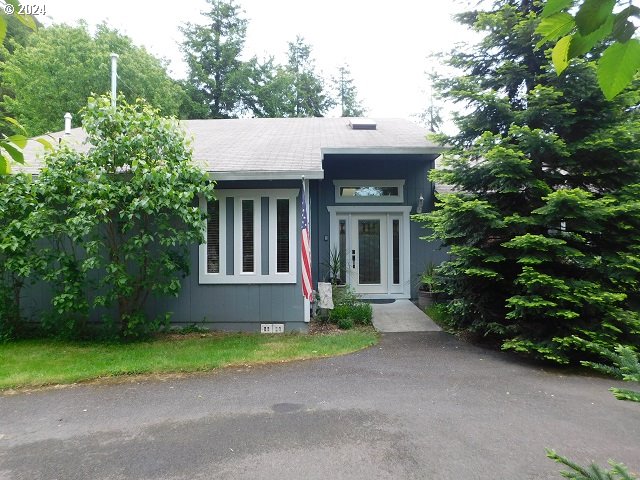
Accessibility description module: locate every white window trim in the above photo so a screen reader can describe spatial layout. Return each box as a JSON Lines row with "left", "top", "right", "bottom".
{"left": 327, "top": 205, "right": 412, "bottom": 298}
{"left": 334, "top": 179, "right": 404, "bottom": 204}
{"left": 199, "top": 189, "right": 298, "bottom": 284}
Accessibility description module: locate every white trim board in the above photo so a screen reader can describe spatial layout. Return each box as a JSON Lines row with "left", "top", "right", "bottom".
{"left": 209, "top": 170, "right": 324, "bottom": 181}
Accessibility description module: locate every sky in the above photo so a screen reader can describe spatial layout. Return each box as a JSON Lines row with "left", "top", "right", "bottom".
{"left": 40, "top": 0, "right": 479, "bottom": 123}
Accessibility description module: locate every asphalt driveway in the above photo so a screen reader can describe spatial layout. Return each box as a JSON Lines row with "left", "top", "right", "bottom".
{"left": 1, "top": 332, "right": 638, "bottom": 479}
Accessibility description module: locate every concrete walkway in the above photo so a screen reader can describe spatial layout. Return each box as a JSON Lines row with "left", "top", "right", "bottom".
{"left": 371, "top": 299, "right": 441, "bottom": 332}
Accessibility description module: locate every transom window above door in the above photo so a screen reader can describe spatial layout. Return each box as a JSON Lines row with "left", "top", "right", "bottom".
{"left": 334, "top": 180, "right": 404, "bottom": 203}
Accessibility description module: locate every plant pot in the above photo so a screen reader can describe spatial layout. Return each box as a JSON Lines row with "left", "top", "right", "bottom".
{"left": 418, "top": 290, "right": 435, "bottom": 310}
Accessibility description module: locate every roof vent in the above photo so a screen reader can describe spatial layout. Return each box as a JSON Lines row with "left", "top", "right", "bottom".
{"left": 64, "top": 112, "right": 72, "bottom": 135}
{"left": 349, "top": 118, "right": 376, "bottom": 130}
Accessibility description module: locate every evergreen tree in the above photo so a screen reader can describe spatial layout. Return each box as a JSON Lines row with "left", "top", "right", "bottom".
{"left": 417, "top": 72, "right": 442, "bottom": 133}
{"left": 332, "top": 64, "right": 365, "bottom": 117}
{"left": 415, "top": 0, "right": 640, "bottom": 364}
{"left": 180, "top": 0, "right": 253, "bottom": 118}
{"left": 282, "top": 36, "right": 333, "bottom": 117}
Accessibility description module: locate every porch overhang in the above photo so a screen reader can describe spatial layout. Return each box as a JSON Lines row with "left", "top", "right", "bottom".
{"left": 209, "top": 170, "right": 325, "bottom": 181}
{"left": 321, "top": 146, "right": 447, "bottom": 156}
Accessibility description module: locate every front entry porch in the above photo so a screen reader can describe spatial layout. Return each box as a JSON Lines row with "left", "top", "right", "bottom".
{"left": 328, "top": 206, "right": 412, "bottom": 299}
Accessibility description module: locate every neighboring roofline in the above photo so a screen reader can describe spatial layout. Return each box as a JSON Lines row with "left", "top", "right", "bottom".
{"left": 321, "top": 146, "right": 447, "bottom": 156}
{"left": 209, "top": 170, "right": 325, "bottom": 181}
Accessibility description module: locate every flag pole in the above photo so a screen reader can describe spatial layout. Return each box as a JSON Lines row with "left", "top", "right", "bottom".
{"left": 301, "top": 175, "right": 312, "bottom": 323}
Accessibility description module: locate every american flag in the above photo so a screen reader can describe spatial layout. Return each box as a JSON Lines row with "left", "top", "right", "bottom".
{"left": 301, "top": 180, "right": 313, "bottom": 302}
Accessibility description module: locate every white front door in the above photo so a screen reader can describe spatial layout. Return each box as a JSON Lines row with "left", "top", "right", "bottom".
{"left": 335, "top": 212, "right": 405, "bottom": 296}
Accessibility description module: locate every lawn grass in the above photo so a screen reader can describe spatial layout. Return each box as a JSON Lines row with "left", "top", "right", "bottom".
{"left": 0, "top": 329, "right": 378, "bottom": 390}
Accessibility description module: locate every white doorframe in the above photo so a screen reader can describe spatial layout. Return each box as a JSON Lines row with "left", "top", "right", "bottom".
{"left": 327, "top": 205, "right": 412, "bottom": 299}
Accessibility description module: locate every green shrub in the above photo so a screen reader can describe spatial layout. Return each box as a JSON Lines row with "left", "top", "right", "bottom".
{"left": 331, "top": 302, "right": 372, "bottom": 325}
{"left": 336, "top": 318, "right": 354, "bottom": 330}
{"left": 332, "top": 285, "right": 359, "bottom": 307}
{"left": 425, "top": 303, "right": 456, "bottom": 332}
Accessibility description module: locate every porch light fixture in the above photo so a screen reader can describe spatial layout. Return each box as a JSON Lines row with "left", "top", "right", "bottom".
{"left": 416, "top": 194, "right": 424, "bottom": 213}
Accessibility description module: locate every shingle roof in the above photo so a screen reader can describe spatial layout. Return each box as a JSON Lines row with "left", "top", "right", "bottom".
{"left": 20, "top": 117, "right": 444, "bottom": 179}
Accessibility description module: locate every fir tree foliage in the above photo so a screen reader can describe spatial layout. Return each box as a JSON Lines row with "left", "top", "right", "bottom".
{"left": 415, "top": 0, "right": 640, "bottom": 364}
{"left": 180, "top": 0, "right": 252, "bottom": 118}
{"left": 283, "top": 36, "right": 334, "bottom": 117}
{"left": 332, "top": 63, "right": 365, "bottom": 117}
{"left": 547, "top": 449, "right": 637, "bottom": 480}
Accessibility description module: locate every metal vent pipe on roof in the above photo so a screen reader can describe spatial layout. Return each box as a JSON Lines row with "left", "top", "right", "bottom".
{"left": 110, "top": 53, "right": 119, "bottom": 108}
{"left": 64, "top": 112, "right": 72, "bottom": 135}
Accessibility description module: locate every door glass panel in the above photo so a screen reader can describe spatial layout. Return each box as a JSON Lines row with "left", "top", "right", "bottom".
{"left": 358, "top": 219, "right": 381, "bottom": 284}
{"left": 393, "top": 219, "right": 400, "bottom": 285}
{"left": 339, "top": 219, "right": 347, "bottom": 282}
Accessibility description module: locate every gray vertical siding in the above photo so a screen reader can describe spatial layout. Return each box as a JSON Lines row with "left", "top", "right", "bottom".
{"left": 145, "top": 180, "right": 307, "bottom": 332}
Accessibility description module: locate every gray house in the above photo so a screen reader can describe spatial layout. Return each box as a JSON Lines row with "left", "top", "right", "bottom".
{"left": 23, "top": 117, "right": 445, "bottom": 332}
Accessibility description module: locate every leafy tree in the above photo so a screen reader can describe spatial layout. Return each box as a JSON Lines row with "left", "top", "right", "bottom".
{"left": 281, "top": 36, "right": 334, "bottom": 117}
{"left": 180, "top": 0, "right": 254, "bottom": 119}
{"left": 0, "top": 173, "right": 41, "bottom": 339}
{"left": 37, "top": 95, "right": 214, "bottom": 338}
{"left": 0, "top": 6, "right": 39, "bottom": 174}
{"left": 332, "top": 64, "right": 365, "bottom": 117}
{"left": 536, "top": 0, "right": 640, "bottom": 99}
{"left": 415, "top": 0, "right": 640, "bottom": 364}
{"left": 32, "top": 144, "right": 105, "bottom": 337}
{"left": 1, "top": 23, "right": 185, "bottom": 136}
{"left": 242, "top": 57, "right": 295, "bottom": 118}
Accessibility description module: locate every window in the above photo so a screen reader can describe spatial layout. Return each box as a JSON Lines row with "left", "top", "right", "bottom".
{"left": 334, "top": 180, "right": 404, "bottom": 203}
{"left": 199, "top": 189, "right": 298, "bottom": 284}
{"left": 207, "top": 199, "right": 220, "bottom": 273}
{"left": 276, "top": 199, "right": 290, "bottom": 273}
{"left": 241, "top": 200, "right": 254, "bottom": 273}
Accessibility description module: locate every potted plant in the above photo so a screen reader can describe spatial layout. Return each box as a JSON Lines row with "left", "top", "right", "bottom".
{"left": 417, "top": 262, "right": 437, "bottom": 310}
{"left": 323, "top": 246, "right": 345, "bottom": 286}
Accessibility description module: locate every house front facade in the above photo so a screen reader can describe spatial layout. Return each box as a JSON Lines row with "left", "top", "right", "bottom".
{"left": 23, "top": 117, "right": 446, "bottom": 332}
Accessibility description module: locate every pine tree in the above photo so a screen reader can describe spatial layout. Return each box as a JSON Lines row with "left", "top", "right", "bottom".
{"left": 180, "top": 0, "right": 253, "bottom": 118}
{"left": 332, "top": 64, "right": 365, "bottom": 117}
{"left": 283, "top": 36, "right": 333, "bottom": 117}
{"left": 415, "top": 0, "right": 640, "bottom": 364}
